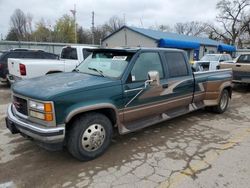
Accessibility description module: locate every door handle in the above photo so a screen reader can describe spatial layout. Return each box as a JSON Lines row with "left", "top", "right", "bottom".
{"left": 162, "top": 84, "right": 168, "bottom": 88}
{"left": 236, "top": 64, "right": 241, "bottom": 67}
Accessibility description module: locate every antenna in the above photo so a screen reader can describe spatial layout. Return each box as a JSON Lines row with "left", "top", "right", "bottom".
{"left": 140, "top": 18, "right": 144, "bottom": 27}
{"left": 92, "top": 11, "right": 95, "bottom": 44}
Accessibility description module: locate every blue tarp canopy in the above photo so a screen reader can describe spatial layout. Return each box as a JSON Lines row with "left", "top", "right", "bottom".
{"left": 158, "top": 38, "right": 200, "bottom": 49}
{"left": 217, "top": 44, "right": 236, "bottom": 52}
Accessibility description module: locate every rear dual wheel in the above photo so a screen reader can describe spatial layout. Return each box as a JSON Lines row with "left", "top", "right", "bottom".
{"left": 67, "top": 112, "right": 113, "bottom": 161}
{"left": 212, "top": 89, "right": 230, "bottom": 114}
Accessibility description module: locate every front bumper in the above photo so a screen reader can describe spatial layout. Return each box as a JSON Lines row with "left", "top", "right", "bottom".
{"left": 6, "top": 104, "right": 65, "bottom": 143}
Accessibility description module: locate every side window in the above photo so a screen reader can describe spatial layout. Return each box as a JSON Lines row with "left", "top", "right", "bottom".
{"left": 61, "top": 47, "right": 77, "bottom": 60}
{"left": 130, "top": 52, "right": 163, "bottom": 82}
{"left": 82, "top": 49, "right": 91, "bottom": 59}
{"left": 164, "top": 52, "right": 188, "bottom": 78}
{"left": 42, "top": 53, "right": 59, "bottom": 59}
{"left": 220, "top": 55, "right": 226, "bottom": 62}
{"left": 21, "top": 52, "right": 37, "bottom": 58}
{"left": 238, "top": 55, "right": 250, "bottom": 63}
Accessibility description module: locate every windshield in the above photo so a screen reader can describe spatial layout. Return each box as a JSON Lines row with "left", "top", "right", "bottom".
{"left": 76, "top": 51, "right": 134, "bottom": 79}
{"left": 201, "top": 54, "right": 220, "bottom": 61}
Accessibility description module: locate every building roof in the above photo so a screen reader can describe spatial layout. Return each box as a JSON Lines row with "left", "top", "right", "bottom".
{"left": 103, "top": 26, "right": 236, "bottom": 51}
{"left": 128, "top": 26, "right": 220, "bottom": 46}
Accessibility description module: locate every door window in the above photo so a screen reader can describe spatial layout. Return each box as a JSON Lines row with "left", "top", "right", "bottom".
{"left": 61, "top": 47, "right": 77, "bottom": 60}
{"left": 164, "top": 52, "right": 188, "bottom": 78}
{"left": 130, "top": 52, "right": 164, "bottom": 82}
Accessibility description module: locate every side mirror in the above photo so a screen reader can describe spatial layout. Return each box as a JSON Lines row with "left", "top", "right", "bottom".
{"left": 145, "top": 71, "right": 160, "bottom": 87}
{"left": 219, "top": 59, "right": 224, "bottom": 62}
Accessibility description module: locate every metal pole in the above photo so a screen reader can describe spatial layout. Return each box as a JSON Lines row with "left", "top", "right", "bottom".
{"left": 92, "top": 11, "right": 95, "bottom": 44}
{"left": 70, "top": 5, "right": 77, "bottom": 44}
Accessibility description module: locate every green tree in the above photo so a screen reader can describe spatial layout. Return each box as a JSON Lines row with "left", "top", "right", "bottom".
{"left": 54, "top": 14, "right": 75, "bottom": 43}
{"left": 5, "top": 28, "right": 19, "bottom": 41}
{"left": 32, "top": 19, "right": 52, "bottom": 42}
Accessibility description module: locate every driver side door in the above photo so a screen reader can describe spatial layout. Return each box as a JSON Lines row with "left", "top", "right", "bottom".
{"left": 122, "top": 51, "right": 168, "bottom": 127}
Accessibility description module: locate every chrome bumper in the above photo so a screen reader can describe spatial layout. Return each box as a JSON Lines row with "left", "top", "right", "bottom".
{"left": 6, "top": 104, "right": 65, "bottom": 143}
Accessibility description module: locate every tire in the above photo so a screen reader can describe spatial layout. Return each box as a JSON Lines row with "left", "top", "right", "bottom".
{"left": 67, "top": 112, "right": 113, "bottom": 161}
{"left": 212, "top": 89, "right": 230, "bottom": 114}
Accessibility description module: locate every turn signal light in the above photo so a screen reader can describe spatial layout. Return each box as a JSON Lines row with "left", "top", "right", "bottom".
{"left": 44, "top": 103, "right": 53, "bottom": 112}
{"left": 45, "top": 113, "right": 53, "bottom": 121}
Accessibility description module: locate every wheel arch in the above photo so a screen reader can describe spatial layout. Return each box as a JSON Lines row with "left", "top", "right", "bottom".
{"left": 65, "top": 104, "right": 120, "bottom": 128}
{"left": 46, "top": 70, "right": 62, "bottom": 74}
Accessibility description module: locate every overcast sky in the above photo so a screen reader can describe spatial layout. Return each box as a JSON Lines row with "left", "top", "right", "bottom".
{"left": 0, "top": 0, "right": 219, "bottom": 38}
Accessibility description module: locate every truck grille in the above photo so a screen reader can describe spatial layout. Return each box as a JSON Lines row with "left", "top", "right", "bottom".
{"left": 13, "top": 96, "right": 28, "bottom": 116}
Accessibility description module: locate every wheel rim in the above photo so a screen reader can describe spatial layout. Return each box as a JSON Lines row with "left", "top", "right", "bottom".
{"left": 220, "top": 92, "right": 228, "bottom": 110}
{"left": 81, "top": 124, "right": 106, "bottom": 152}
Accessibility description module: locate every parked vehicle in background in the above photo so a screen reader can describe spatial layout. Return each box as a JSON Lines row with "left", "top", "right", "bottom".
{"left": 7, "top": 45, "right": 97, "bottom": 83}
{"left": 0, "top": 49, "right": 59, "bottom": 84}
{"left": 6, "top": 47, "right": 232, "bottom": 161}
{"left": 0, "top": 50, "right": 6, "bottom": 57}
{"left": 218, "top": 53, "right": 250, "bottom": 84}
{"left": 193, "top": 54, "right": 232, "bottom": 71}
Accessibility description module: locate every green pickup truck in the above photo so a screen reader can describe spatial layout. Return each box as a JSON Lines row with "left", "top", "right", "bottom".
{"left": 6, "top": 48, "right": 233, "bottom": 161}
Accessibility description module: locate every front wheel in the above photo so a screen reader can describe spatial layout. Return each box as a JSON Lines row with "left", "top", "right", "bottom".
{"left": 67, "top": 112, "right": 113, "bottom": 161}
{"left": 212, "top": 89, "right": 230, "bottom": 114}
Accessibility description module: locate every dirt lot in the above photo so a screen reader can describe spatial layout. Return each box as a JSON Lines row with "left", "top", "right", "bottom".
{"left": 0, "top": 84, "right": 250, "bottom": 188}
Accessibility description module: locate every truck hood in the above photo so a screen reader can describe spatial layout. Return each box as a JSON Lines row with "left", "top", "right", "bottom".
{"left": 12, "top": 72, "right": 121, "bottom": 100}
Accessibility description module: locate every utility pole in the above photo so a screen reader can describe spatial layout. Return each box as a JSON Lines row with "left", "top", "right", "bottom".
{"left": 92, "top": 11, "right": 95, "bottom": 44}
{"left": 70, "top": 4, "right": 77, "bottom": 43}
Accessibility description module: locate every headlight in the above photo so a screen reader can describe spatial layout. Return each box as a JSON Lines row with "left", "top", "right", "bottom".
{"left": 29, "top": 100, "right": 45, "bottom": 111}
{"left": 29, "top": 100, "right": 53, "bottom": 112}
{"left": 29, "top": 100, "right": 54, "bottom": 121}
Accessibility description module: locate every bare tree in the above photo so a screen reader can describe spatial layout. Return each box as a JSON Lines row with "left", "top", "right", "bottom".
{"left": 9, "top": 9, "right": 33, "bottom": 41}
{"left": 103, "top": 16, "right": 125, "bottom": 34}
{"left": 174, "top": 21, "right": 208, "bottom": 37}
{"left": 209, "top": 0, "right": 250, "bottom": 45}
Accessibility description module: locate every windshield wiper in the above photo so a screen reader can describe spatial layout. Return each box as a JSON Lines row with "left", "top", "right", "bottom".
{"left": 88, "top": 67, "right": 105, "bottom": 77}
{"left": 72, "top": 68, "right": 79, "bottom": 72}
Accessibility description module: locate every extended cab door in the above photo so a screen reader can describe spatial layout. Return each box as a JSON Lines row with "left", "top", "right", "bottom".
{"left": 163, "top": 51, "right": 194, "bottom": 109}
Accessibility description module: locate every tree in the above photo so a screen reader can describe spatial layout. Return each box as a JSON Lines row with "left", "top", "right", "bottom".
{"left": 32, "top": 19, "right": 52, "bottom": 42}
{"left": 5, "top": 28, "right": 19, "bottom": 41}
{"left": 209, "top": 0, "right": 250, "bottom": 45}
{"left": 9, "top": 9, "right": 32, "bottom": 41}
{"left": 103, "top": 16, "right": 125, "bottom": 34}
{"left": 77, "top": 27, "right": 92, "bottom": 44}
{"left": 174, "top": 21, "right": 208, "bottom": 37}
{"left": 53, "top": 14, "right": 75, "bottom": 43}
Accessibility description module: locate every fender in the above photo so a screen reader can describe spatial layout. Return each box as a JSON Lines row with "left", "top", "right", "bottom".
{"left": 65, "top": 103, "right": 121, "bottom": 126}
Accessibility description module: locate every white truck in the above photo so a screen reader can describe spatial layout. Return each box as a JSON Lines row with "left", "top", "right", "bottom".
{"left": 7, "top": 45, "right": 97, "bottom": 83}
{"left": 193, "top": 54, "right": 232, "bottom": 71}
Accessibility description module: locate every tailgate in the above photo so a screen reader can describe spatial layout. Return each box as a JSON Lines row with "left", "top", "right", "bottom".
{"left": 8, "top": 58, "right": 21, "bottom": 77}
